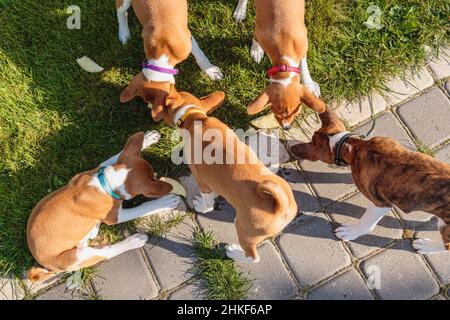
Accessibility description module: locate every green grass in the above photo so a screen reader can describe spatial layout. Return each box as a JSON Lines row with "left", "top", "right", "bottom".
{"left": 129, "top": 211, "right": 188, "bottom": 238}
{"left": 0, "top": 0, "right": 448, "bottom": 276}
{"left": 192, "top": 228, "right": 252, "bottom": 300}
{"left": 415, "top": 140, "right": 435, "bottom": 156}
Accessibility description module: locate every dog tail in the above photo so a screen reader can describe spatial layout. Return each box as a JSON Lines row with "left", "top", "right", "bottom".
{"left": 256, "top": 180, "right": 289, "bottom": 213}
{"left": 27, "top": 265, "right": 57, "bottom": 283}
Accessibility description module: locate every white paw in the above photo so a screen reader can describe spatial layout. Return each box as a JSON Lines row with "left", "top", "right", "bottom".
{"left": 193, "top": 194, "right": 214, "bottom": 213}
{"left": 412, "top": 238, "right": 446, "bottom": 254}
{"left": 334, "top": 224, "right": 368, "bottom": 242}
{"left": 233, "top": 5, "right": 247, "bottom": 23}
{"left": 125, "top": 233, "right": 148, "bottom": 248}
{"left": 203, "top": 66, "right": 223, "bottom": 81}
{"left": 142, "top": 130, "right": 161, "bottom": 150}
{"left": 303, "top": 80, "right": 321, "bottom": 97}
{"left": 118, "top": 27, "right": 130, "bottom": 45}
{"left": 147, "top": 194, "right": 182, "bottom": 212}
{"left": 226, "top": 244, "right": 259, "bottom": 263}
{"left": 250, "top": 40, "right": 264, "bottom": 64}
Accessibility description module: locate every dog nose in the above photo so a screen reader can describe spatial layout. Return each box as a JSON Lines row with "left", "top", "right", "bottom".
{"left": 282, "top": 124, "right": 291, "bottom": 130}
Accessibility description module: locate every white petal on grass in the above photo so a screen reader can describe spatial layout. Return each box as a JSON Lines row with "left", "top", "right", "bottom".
{"left": 160, "top": 177, "right": 187, "bottom": 198}
{"left": 76, "top": 56, "right": 104, "bottom": 73}
{"left": 251, "top": 113, "right": 280, "bottom": 129}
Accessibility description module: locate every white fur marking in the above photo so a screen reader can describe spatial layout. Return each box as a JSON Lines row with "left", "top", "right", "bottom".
{"left": 226, "top": 243, "right": 259, "bottom": 263}
{"left": 334, "top": 202, "right": 390, "bottom": 242}
{"left": 117, "top": 0, "right": 132, "bottom": 45}
{"left": 193, "top": 192, "right": 216, "bottom": 213}
{"left": 142, "top": 55, "right": 176, "bottom": 83}
{"left": 191, "top": 37, "right": 223, "bottom": 81}
{"left": 250, "top": 39, "right": 264, "bottom": 64}
{"left": 173, "top": 104, "right": 197, "bottom": 127}
{"left": 117, "top": 194, "right": 181, "bottom": 223}
{"left": 269, "top": 56, "right": 299, "bottom": 88}
{"left": 412, "top": 238, "right": 447, "bottom": 254}
{"left": 233, "top": 0, "right": 248, "bottom": 22}
{"left": 300, "top": 56, "right": 321, "bottom": 97}
{"left": 88, "top": 166, "right": 132, "bottom": 200}
{"left": 328, "top": 131, "right": 352, "bottom": 152}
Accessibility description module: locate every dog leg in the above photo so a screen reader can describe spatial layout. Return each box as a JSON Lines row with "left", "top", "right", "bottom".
{"left": 115, "top": 194, "right": 181, "bottom": 223}
{"left": 116, "top": 0, "right": 132, "bottom": 45}
{"left": 412, "top": 221, "right": 449, "bottom": 254}
{"left": 250, "top": 39, "right": 264, "bottom": 64}
{"left": 334, "top": 203, "right": 390, "bottom": 241}
{"left": 300, "top": 56, "right": 321, "bottom": 97}
{"left": 191, "top": 36, "right": 223, "bottom": 81}
{"left": 193, "top": 192, "right": 216, "bottom": 214}
{"left": 233, "top": 0, "right": 249, "bottom": 23}
{"left": 226, "top": 244, "right": 260, "bottom": 263}
{"left": 65, "top": 233, "right": 149, "bottom": 271}
{"left": 99, "top": 130, "right": 160, "bottom": 167}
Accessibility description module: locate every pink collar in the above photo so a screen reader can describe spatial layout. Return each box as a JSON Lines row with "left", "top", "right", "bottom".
{"left": 142, "top": 60, "right": 179, "bottom": 75}
{"left": 267, "top": 64, "right": 300, "bottom": 78}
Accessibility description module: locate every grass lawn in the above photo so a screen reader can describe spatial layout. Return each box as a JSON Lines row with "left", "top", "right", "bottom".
{"left": 0, "top": 0, "right": 448, "bottom": 280}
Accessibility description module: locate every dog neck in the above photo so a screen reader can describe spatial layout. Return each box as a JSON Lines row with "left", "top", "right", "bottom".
{"left": 88, "top": 165, "right": 132, "bottom": 200}
{"left": 173, "top": 104, "right": 206, "bottom": 128}
{"left": 269, "top": 55, "right": 300, "bottom": 88}
{"left": 329, "top": 131, "right": 356, "bottom": 166}
{"left": 142, "top": 55, "right": 176, "bottom": 83}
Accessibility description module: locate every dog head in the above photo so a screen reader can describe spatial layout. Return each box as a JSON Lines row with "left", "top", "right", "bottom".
{"left": 290, "top": 106, "right": 346, "bottom": 163}
{"left": 149, "top": 86, "right": 226, "bottom": 125}
{"left": 248, "top": 80, "right": 326, "bottom": 130}
{"left": 116, "top": 132, "right": 173, "bottom": 198}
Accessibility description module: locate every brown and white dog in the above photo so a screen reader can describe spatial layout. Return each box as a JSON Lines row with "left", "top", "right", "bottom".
{"left": 234, "top": 0, "right": 325, "bottom": 129}
{"left": 149, "top": 87, "right": 297, "bottom": 263}
{"left": 116, "top": 0, "right": 223, "bottom": 105}
{"left": 290, "top": 107, "right": 450, "bottom": 254}
{"left": 27, "top": 131, "right": 181, "bottom": 281}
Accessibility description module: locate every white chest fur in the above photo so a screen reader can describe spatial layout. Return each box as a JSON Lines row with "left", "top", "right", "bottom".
{"left": 142, "top": 55, "right": 176, "bottom": 83}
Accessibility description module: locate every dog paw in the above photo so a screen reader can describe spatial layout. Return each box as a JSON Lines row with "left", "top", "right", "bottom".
{"left": 226, "top": 244, "right": 260, "bottom": 263}
{"left": 250, "top": 40, "right": 264, "bottom": 64}
{"left": 334, "top": 224, "right": 367, "bottom": 242}
{"left": 233, "top": 5, "right": 247, "bottom": 23}
{"left": 303, "top": 80, "right": 321, "bottom": 97}
{"left": 412, "top": 238, "right": 446, "bottom": 254}
{"left": 142, "top": 130, "right": 161, "bottom": 150}
{"left": 203, "top": 66, "right": 223, "bottom": 81}
{"left": 193, "top": 195, "right": 214, "bottom": 213}
{"left": 151, "top": 194, "right": 182, "bottom": 211}
{"left": 125, "top": 233, "right": 149, "bottom": 248}
{"left": 118, "top": 27, "right": 130, "bottom": 45}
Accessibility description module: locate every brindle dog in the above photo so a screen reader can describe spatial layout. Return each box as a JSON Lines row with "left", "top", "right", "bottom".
{"left": 291, "top": 107, "right": 450, "bottom": 254}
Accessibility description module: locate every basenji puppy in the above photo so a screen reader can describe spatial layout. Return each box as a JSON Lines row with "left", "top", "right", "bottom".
{"left": 27, "top": 131, "right": 181, "bottom": 281}
{"left": 116, "top": 0, "right": 223, "bottom": 105}
{"left": 149, "top": 87, "right": 297, "bottom": 263}
{"left": 290, "top": 107, "right": 450, "bottom": 254}
{"left": 233, "top": 0, "right": 325, "bottom": 129}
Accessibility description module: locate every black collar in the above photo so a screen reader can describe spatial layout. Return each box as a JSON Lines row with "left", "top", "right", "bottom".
{"left": 334, "top": 133, "right": 356, "bottom": 166}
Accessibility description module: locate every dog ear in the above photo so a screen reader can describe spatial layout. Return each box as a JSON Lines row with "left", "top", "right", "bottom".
{"left": 120, "top": 83, "right": 138, "bottom": 103}
{"left": 122, "top": 132, "right": 144, "bottom": 156}
{"left": 248, "top": 90, "right": 270, "bottom": 115}
{"left": 299, "top": 85, "right": 326, "bottom": 113}
{"left": 290, "top": 142, "right": 320, "bottom": 161}
{"left": 199, "top": 91, "right": 225, "bottom": 114}
{"left": 143, "top": 180, "right": 173, "bottom": 197}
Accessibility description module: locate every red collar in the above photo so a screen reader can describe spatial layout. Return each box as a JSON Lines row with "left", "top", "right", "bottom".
{"left": 267, "top": 64, "right": 300, "bottom": 78}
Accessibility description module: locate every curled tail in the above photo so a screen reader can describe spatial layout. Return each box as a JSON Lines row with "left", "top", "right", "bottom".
{"left": 256, "top": 180, "right": 289, "bottom": 213}
{"left": 27, "top": 265, "right": 57, "bottom": 283}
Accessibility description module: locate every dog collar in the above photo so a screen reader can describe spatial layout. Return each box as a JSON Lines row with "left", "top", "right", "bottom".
{"left": 142, "top": 60, "right": 179, "bottom": 75}
{"left": 174, "top": 105, "right": 206, "bottom": 128}
{"left": 334, "top": 133, "right": 356, "bottom": 166}
{"left": 267, "top": 64, "right": 300, "bottom": 78}
{"left": 97, "top": 167, "right": 122, "bottom": 200}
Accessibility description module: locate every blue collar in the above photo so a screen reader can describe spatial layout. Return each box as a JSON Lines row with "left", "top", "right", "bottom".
{"left": 97, "top": 167, "right": 122, "bottom": 200}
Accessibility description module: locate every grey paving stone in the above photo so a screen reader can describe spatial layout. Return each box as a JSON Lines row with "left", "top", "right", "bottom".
{"left": 0, "top": 277, "right": 24, "bottom": 300}
{"left": 144, "top": 217, "right": 196, "bottom": 291}
{"left": 307, "top": 269, "right": 373, "bottom": 300}
{"left": 396, "top": 88, "right": 450, "bottom": 147}
{"left": 327, "top": 193, "right": 403, "bottom": 258}
{"left": 297, "top": 159, "right": 356, "bottom": 207}
{"left": 92, "top": 249, "right": 158, "bottom": 300}
{"left": 428, "top": 47, "right": 450, "bottom": 80}
{"left": 433, "top": 294, "right": 446, "bottom": 300}
{"left": 394, "top": 206, "right": 435, "bottom": 231}
{"left": 244, "top": 130, "right": 290, "bottom": 169}
{"left": 197, "top": 200, "right": 238, "bottom": 245}
{"left": 334, "top": 94, "right": 387, "bottom": 127}
{"left": 355, "top": 112, "right": 416, "bottom": 150}
{"left": 278, "top": 163, "right": 320, "bottom": 219}
{"left": 36, "top": 283, "right": 91, "bottom": 300}
{"left": 278, "top": 214, "right": 351, "bottom": 287}
{"left": 435, "top": 143, "right": 450, "bottom": 164}
{"left": 238, "top": 242, "right": 297, "bottom": 300}
{"left": 360, "top": 240, "right": 440, "bottom": 299}
{"left": 169, "top": 282, "right": 206, "bottom": 300}
{"left": 415, "top": 220, "right": 450, "bottom": 285}
{"left": 445, "top": 80, "right": 450, "bottom": 97}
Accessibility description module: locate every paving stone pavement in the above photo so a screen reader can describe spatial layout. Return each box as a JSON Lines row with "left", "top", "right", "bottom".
{"left": 24, "top": 55, "right": 450, "bottom": 300}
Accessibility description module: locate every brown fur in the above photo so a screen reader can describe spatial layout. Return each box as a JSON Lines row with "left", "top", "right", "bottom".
{"left": 118, "top": 0, "right": 192, "bottom": 108}
{"left": 248, "top": 0, "right": 326, "bottom": 127}
{"left": 291, "top": 106, "right": 450, "bottom": 249}
{"left": 151, "top": 88, "right": 297, "bottom": 261}
{"left": 26, "top": 133, "right": 173, "bottom": 280}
